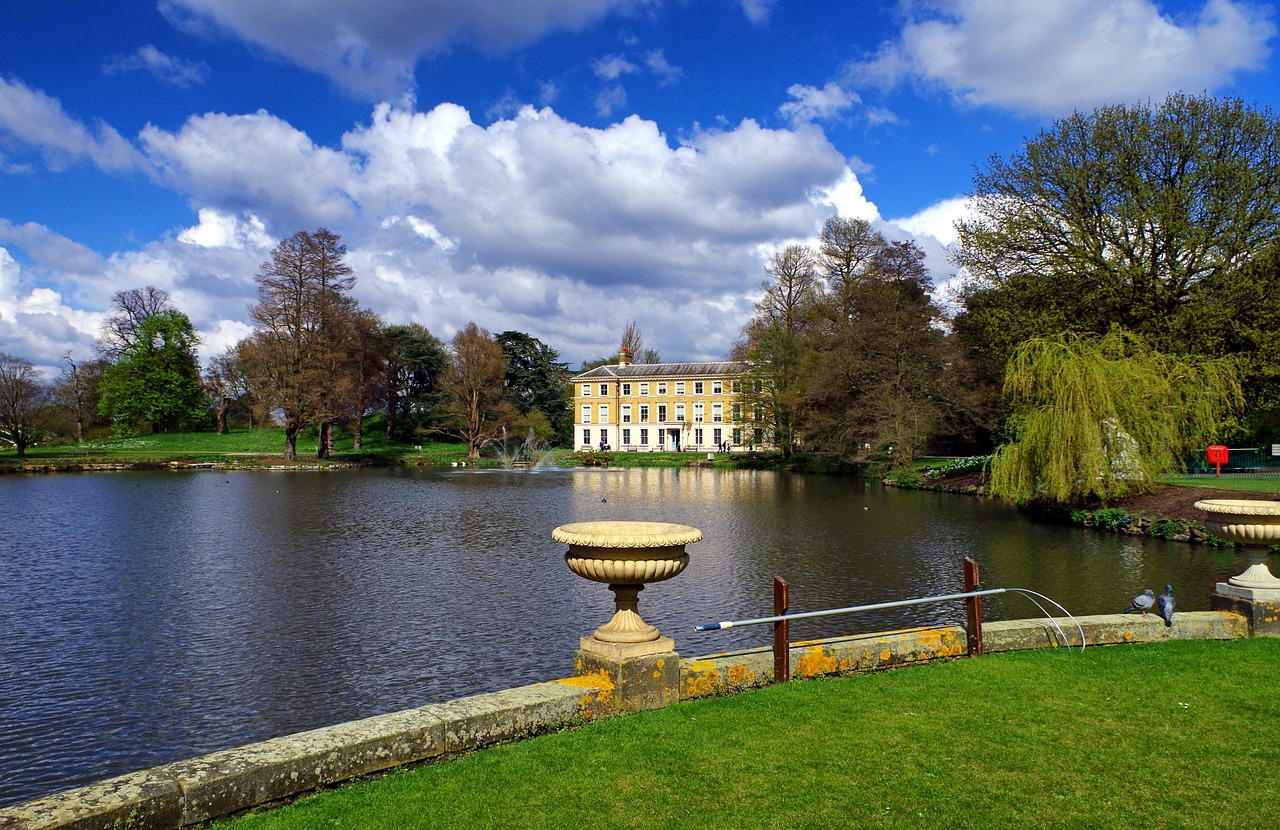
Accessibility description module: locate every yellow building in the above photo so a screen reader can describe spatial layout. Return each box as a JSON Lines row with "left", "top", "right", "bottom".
{"left": 569, "top": 351, "right": 751, "bottom": 452}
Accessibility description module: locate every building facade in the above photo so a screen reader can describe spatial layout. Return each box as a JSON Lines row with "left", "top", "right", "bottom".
{"left": 569, "top": 353, "right": 752, "bottom": 452}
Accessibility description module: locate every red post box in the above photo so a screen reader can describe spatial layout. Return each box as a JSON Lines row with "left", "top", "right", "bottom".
{"left": 1207, "top": 445, "right": 1228, "bottom": 475}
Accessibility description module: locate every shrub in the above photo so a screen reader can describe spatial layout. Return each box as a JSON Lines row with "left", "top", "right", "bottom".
{"left": 1149, "top": 519, "right": 1191, "bottom": 540}
{"left": 1091, "top": 507, "right": 1132, "bottom": 530}
{"left": 884, "top": 466, "right": 925, "bottom": 488}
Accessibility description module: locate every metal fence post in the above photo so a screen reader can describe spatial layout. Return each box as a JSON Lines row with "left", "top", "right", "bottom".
{"left": 963, "top": 557, "right": 984, "bottom": 657}
{"left": 773, "top": 576, "right": 790, "bottom": 683}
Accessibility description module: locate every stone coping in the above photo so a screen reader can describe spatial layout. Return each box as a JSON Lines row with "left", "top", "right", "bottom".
{"left": 0, "top": 681, "right": 611, "bottom": 830}
{"left": 0, "top": 611, "right": 1247, "bottom": 829}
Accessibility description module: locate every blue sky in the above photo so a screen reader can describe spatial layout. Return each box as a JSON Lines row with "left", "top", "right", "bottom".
{"left": 1, "top": 0, "right": 1277, "bottom": 374}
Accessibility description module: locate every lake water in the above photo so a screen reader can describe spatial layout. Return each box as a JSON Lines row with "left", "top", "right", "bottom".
{"left": 0, "top": 466, "right": 1249, "bottom": 807}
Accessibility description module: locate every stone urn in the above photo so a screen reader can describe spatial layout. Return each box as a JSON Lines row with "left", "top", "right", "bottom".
{"left": 553, "top": 520, "right": 701, "bottom": 656}
{"left": 1193, "top": 499, "right": 1280, "bottom": 594}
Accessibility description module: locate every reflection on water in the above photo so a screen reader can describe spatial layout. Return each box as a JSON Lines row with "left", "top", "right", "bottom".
{"left": 0, "top": 467, "right": 1249, "bottom": 807}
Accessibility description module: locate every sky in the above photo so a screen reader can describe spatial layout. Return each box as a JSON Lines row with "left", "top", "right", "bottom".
{"left": 1, "top": 0, "right": 1277, "bottom": 376}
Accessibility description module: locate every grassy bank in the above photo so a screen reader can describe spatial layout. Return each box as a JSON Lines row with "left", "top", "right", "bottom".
{"left": 220, "top": 639, "right": 1279, "bottom": 829}
{"left": 0, "top": 428, "right": 477, "bottom": 469}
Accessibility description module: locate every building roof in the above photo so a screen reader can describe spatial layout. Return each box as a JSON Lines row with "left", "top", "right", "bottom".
{"left": 571, "top": 361, "right": 744, "bottom": 381}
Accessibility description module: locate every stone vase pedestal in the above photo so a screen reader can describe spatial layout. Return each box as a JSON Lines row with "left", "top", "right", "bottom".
{"left": 1195, "top": 499, "right": 1280, "bottom": 636}
{"left": 554, "top": 520, "right": 701, "bottom": 712}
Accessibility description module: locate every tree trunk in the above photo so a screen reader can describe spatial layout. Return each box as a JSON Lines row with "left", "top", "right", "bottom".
{"left": 353, "top": 414, "right": 363, "bottom": 451}
{"left": 386, "top": 395, "right": 397, "bottom": 439}
{"left": 318, "top": 422, "right": 331, "bottom": 459}
{"left": 216, "top": 396, "right": 230, "bottom": 434}
{"left": 283, "top": 422, "right": 300, "bottom": 460}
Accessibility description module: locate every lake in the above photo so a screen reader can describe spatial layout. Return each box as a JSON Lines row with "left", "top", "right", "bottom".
{"left": 0, "top": 466, "right": 1248, "bottom": 807}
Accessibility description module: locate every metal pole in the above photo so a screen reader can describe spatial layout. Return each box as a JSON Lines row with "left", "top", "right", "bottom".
{"left": 694, "top": 588, "right": 1008, "bottom": 631}
{"left": 964, "top": 557, "right": 983, "bottom": 657}
{"left": 773, "top": 576, "right": 789, "bottom": 683}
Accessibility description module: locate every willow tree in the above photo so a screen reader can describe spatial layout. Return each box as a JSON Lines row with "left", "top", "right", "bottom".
{"left": 988, "top": 329, "right": 1241, "bottom": 504}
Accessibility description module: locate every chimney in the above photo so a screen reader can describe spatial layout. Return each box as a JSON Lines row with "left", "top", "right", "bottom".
{"left": 618, "top": 347, "right": 633, "bottom": 366}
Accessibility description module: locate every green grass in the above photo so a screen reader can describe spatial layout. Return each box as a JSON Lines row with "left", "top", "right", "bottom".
{"left": 221, "top": 639, "right": 1280, "bottom": 829}
{"left": 1159, "top": 476, "right": 1280, "bottom": 493}
{"left": 1, "top": 427, "right": 474, "bottom": 465}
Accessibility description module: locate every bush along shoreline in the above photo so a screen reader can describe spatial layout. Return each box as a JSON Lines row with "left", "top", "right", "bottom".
{"left": 883, "top": 458, "right": 1279, "bottom": 551}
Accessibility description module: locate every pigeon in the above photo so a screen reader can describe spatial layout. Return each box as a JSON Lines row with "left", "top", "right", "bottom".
{"left": 1157, "top": 584, "right": 1175, "bottom": 627}
{"left": 1124, "top": 589, "right": 1155, "bottom": 615}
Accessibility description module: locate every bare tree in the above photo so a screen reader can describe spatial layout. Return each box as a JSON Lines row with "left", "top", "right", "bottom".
{"left": 249, "top": 229, "right": 357, "bottom": 460}
{"left": 620, "top": 320, "right": 643, "bottom": 362}
{"left": 98, "top": 286, "right": 172, "bottom": 360}
{"left": 54, "top": 351, "right": 105, "bottom": 443}
{"left": 756, "top": 245, "right": 820, "bottom": 338}
{"left": 0, "top": 352, "right": 49, "bottom": 457}
{"left": 443, "top": 322, "right": 517, "bottom": 459}
{"left": 205, "top": 345, "right": 258, "bottom": 434}
{"left": 818, "top": 217, "right": 886, "bottom": 320}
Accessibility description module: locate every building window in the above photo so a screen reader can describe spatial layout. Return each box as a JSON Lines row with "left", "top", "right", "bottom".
{"left": 657, "top": 382, "right": 667, "bottom": 395}
{"left": 694, "top": 428, "right": 704, "bottom": 445}
{"left": 753, "top": 404, "right": 763, "bottom": 421}
{"left": 583, "top": 429, "right": 591, "bottom": 445}
{"left": 622, "top": 383, "right": 631, "bottom": 396}
{"left": 733, "top": 428, "right": 742, "bottom": 444}
{"left": 639, "top": 404, "right": 649, "bottom": 422}
{"left": 714, "top": 428, "right": 723, "bottom": 446}
{"left": 675, "top": 382, "right": 685, "bottom": 395}
{"left": 713, "top": 403, "right": 723, "bottom": 422}
{"left": 599, "top": 404, "right": 609, "bottom": 422}
{"left": 693, "top": 403, "right": 704, "bottom": 423}
{"left": 639, "top": 383, "right": 649, "bottom": 395}
{"left": 731, "top": 380, "right": 741, "bottom": 393}
{"left": 675, "top": 403, "right": 686, "bottom": 421}
{"left": 694, "top": 381, "right": 704, "bottom": 394}
{"left": 657, "top": 404, "right": 667, "bottom": 422}
{"left": 713, "top": 380, "right": 723, "bottom": 394}
{"left": 600, "top": 429, "right": 609, "bottom": 446}
{"left": 622, "top": 428, "right": 631, "bottom": 445}
{"left": 581, "top": 404, "right": 591, "bottom": 424}
{"left": 582, "top": 384, "right": 591, "bottom": 397}
{"left": 599, "top": 383, "right": 609, "bottom": 396}
{"left": 640, "top": 428, "right": 649, "bottom": 444}
{"left": 732, "top": 402, "right": 742, "bottom": 421}
{"left": 621, "top": 404, "right": 632, "bottom": 423}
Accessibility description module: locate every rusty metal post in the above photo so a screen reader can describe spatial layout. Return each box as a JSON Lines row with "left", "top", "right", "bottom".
{"left": 773, "top": 576, "right": 790, "bottom": 683}
{"left": 963, "top": 557, "right": 983, "bottom": 657}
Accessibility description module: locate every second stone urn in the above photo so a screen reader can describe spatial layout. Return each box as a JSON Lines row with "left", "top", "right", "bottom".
{"left": 1193, "top": 498, "right": 1280, "bottom": 594}
{"left": 554, "top": 520, "right": 701, "bottom": 657}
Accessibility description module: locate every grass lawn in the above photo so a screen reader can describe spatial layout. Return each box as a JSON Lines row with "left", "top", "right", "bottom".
{"left": 1159, "top": 476, "right": 1280, "bottom": 494}
{"left": 220, "top": 639, "right": 1280, "bottom": 829}
{"left": 1, "top": 427, "right": 472, "bottom": 464}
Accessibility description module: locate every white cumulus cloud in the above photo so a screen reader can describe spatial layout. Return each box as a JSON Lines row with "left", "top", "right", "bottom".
{"left": 848, "top": 0, "right": 1276, "bottom": 115}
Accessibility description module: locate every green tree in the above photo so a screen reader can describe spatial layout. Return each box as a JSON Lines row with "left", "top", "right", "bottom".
{"left": 954, "top": 93, "right": 1280, "bottom": 366}
{"left": 988, "top": 328, "right": 1242, "bottom": 504}
{"left": 0, "top": 352, "right": 49, "bottom": 456}
{"left": 97, "top": 310, "right": 206, "bottom": 434}
{"left": 443, "top": 322, "right": 517, "bottom": 459}
{"left": 802, "top": 240, "right": 962, "bottom": 465}
{"left": 497, "top": 330, "right": 570, "bottom": 446}
{"left": 1173, "top": 246, "right": 1280, "bottom": 446}
{"left": 383, "top": 323, "right": 449, "bottom": 440}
